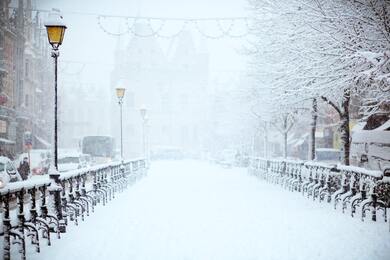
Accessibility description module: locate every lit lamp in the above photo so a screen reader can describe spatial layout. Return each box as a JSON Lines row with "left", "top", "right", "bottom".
{"left": 44, "top": 9, "right": 66, "bottom": 172}
{"left": 139, "top": 105, "right": 147, "bottom": 120}
{"left": 116, "top": 87, "right": 126, "bottom": 104}
{"left": 44, "top": 9, "right": 67, "bottom": 234}
{"left": 116, "top": 88, "right": 126, "bottom": 160}
{"left": 45, "top": 11, "right": 66, "bottom": 50}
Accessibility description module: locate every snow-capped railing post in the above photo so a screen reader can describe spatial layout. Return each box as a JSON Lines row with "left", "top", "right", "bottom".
{"left": 351, "top": 177, "right": 369, "bottom": 217}
{"left": 0, "top": 159, "right": 148, "bottom": 259}
{"left": 342, "top": 172, "right": 359, "bottom": 213}
{"left": 248, "top": 157, "right": 389, "bottom": 230}
{"left": 48, "top": 173, "right": 66, "bottom": 233}
{"left": 17, "top": 189, "right": 27, "bottom": 259}
{"left": 2, "top": 193, "right": 11, "bottom": 260}
{"left": 371, "top": 187, "right": 378, "bottom": 222}
{"left": 120, "top": 163, "right": 127, "bottom": 189}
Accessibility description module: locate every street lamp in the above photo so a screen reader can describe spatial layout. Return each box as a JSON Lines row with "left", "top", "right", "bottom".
{"left": 45, "top": 9, "right": 66, "bottom": 172}
{"left": 44, "top": 9, "right": 67, "bottom": 233}
{"left": 116, "top": 87, "right": 125, "bottom": 160}
{"left": 139, "top": 105, "right": 147, "bottom": 159}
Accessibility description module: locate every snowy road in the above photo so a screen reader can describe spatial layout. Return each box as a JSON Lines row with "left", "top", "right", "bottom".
{"left": 29, "top": 160, "right": 390, "bottom": 260}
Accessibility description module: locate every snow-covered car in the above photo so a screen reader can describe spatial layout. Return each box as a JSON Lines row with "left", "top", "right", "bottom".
{"left": 15, "top": 149, "right": 51, "bottom": 175}
{"left": 351, "top": 113, "right": 390, "bottom": 171}
{"left": 0, "top": 156, "right": 22, "bottom": 188}
{"left": 58, "top": 153, "right": 84, "bottom": 172}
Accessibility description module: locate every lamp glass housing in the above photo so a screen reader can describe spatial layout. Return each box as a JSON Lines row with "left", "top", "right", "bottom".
{"left": 140, "top": 107, "right": 147, "bottom": 119}
{"left": 45, "top": 25, "right": 66, "bottom": 48}
{"left": 116, "top": 88, "right": 126, "bottom": 99}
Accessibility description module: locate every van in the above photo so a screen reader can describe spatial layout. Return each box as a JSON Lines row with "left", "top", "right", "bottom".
{"left": 351, "top": 113, "right": 390, "bottom": 170}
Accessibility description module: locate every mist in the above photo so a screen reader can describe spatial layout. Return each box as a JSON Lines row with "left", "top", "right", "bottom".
{"left": 37, "top": 0, "right": 251, "bottom": 159}
{"left": 0, "top": 1, "right": 389, "bottom": 259}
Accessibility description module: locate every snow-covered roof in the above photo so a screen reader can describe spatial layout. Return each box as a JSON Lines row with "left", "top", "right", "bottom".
{"left": 0, "top": 137, "right": 15, "bottom": 144}
{"left": 0, "top": 156, "right": 12, "bottom": 164}
{"left": 316, "top": 148, "right": 340, "bottom": 152}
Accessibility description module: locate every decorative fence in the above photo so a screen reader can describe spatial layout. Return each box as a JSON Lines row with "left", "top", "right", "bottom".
{"left": 248, "top": 157, "right": 390, "bottom": 225}
{"left": 0, "top": 158, "right": 147, "bottom": 260}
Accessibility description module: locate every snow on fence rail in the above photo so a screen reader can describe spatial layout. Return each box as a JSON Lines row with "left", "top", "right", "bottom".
{"left": 248, "top": 157, "right": 390, "bottom": 226}
{"left": 0, "top": 158, "right": 147, "bottom": 260}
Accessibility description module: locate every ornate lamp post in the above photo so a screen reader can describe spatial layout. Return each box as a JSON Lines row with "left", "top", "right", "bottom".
{"left": 44, "top": 9, "right": 67, "bottom": 233}
{"left": 139, "top": 105, "right": 147, "bottom": 159}
{"left": 45, "top": 9, "right": 66, "bottom": 172}
{"left": 116, "top": 87, "right": 125, "bottom": 160}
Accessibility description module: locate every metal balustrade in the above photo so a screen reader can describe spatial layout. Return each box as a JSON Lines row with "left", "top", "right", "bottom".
{"left": 0, "top": 158, "right": 147, "bottom": 260}
{"left": 248, "top": 157, "right": 390, "bottom": 228}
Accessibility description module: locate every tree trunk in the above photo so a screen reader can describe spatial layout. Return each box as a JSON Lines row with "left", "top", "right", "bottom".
{"left": 264, "top": 121, "right": 268, "bottom": 158}
{"left": 283, "top": 115, "right": 288, "bottom": 158}
{"left": 310, "top": 98, "right": 318, "bottom": 160}
{"left": 340, "top": 88, "right": 351, "bottom": 165}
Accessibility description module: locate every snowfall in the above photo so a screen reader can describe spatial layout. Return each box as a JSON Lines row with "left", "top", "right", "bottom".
{"left": 21, "top": 160, "right": 390, "bottom": 260}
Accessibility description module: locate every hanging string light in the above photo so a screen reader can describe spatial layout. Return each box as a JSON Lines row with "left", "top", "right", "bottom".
{"left": 97, "top": 15, "right": 130, "bottom": 36}
{"left": 96, "top": 16, "right": 254, "bottom": 39}
{"left": 217, "top": 19, "right": 252, "bottom": 38}
{"left": 127, "top": 18, "right": 166, "bottom": 37}
{"left": 154, "top": 20, "right": 188, "bottom": 38}
{"left": 7, "top": 6, "right": 255, "bottom": 39}
{"left": 194, "top": 20, "right": 227, "bottom": 39}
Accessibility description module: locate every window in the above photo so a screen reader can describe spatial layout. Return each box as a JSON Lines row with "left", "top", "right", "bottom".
{"left": 0, "top": 120, "right": 7, "bottom": 134}
{"left": 0, "top": 32, "right": 4, "bottom": 47}
{"left": 25, "top": 60, "right": 29, "bottom": 77}
{"left": 6, "top": 162, "right": 16, "bottom": 174}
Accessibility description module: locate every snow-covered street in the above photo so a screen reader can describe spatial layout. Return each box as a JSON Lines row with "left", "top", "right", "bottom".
{"left": 26, "top": 160, "right": 390, "bottom": 260}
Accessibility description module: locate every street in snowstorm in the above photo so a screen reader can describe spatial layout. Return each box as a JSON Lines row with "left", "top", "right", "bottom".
{"left": 27, "top": 161, "right": 390, "bottom": 260}
{"left": 1, "top": 0, "right": 390, "bottom": 259}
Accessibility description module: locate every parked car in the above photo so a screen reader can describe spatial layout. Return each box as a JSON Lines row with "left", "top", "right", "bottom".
{"left": 58, "top": 153, "right": 84, "bottom": 172}
{"left": 351, "top": 112, "right": 390, "bottom": 171}
{"left": 0, "top": 156, "right": 22, "bottom": 188}
{"left": 15, "top": 149, "right": 51, "bottom": 175}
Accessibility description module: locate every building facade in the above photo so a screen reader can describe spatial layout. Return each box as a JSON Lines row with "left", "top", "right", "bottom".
{"left": 110, "top": 24, "right": 210, "bottom": 158}
{"left": 0, "top": 0, "right": 53, "bottom": 158}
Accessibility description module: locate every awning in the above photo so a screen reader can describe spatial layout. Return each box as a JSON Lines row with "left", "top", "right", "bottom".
{"left": 34, "top": 135, "right": 51, "bottom": 148}
{"left": 0, "top": 137, "right": 15, "bottom": 144}
{"left": 288, "top": 133, "right": 309, "bottom": 147}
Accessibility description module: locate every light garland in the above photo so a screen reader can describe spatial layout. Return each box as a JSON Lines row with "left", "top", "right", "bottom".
{"left": 97, "top": 16, "right": 130, "bottom": 36}
{"left": 6, "top": 6, "right": 254, "bottom": 39}
{"left": 96, "top": 16, "right": 254, "bottom": 39}
{"left": 155, "top": 21, "right": 189, "bottom": 39}
{"left": 127, "top": 18, "right": 166, "bottom": 37}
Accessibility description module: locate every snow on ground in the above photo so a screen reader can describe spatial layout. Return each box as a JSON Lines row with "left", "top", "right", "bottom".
{"left": 27, "top": 160, "right": 390, "bottom": 260}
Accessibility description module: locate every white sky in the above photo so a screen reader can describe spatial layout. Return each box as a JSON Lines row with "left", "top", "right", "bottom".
{"left": 37, "top": 0, "right": 249, "bottom": 90}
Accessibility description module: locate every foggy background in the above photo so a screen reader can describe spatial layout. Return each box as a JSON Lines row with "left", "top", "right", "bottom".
{"left": 36, "top": 0, "right": 252, "bottom": 159}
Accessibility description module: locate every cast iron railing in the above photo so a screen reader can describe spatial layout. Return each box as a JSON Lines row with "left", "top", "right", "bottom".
{"left": 0, "top": 158, "right": 147, "bottom": 260}
{"left": 248, "top": 157, "right": 390, "bottom": 226}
